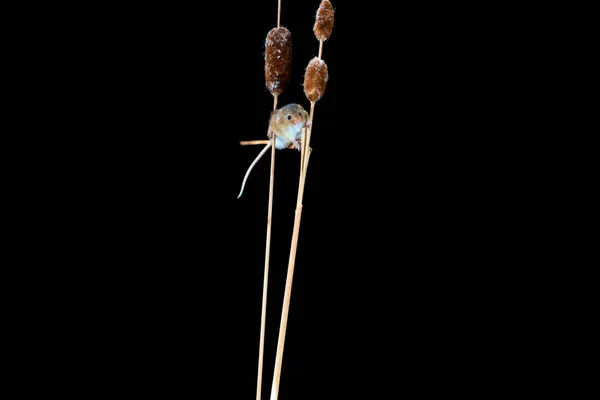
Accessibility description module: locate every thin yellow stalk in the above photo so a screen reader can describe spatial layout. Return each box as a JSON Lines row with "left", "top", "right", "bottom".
{"left": 270, "top": 100, "right": 316, "bottom": 400}
{"left": 270, "top": 2, "right": 334, "bottom": 398}
{"left": 240, "top": 140, "right": 270, "bottom": 146}
{"left": 241, "top": 140, "right": 301, "bottom": 151}
{"left": 299, "top": 127, "right": 306, "bottom": 184}
{"left": 303, "top": 102, "right": 316, "bottom": 177}
{"left": 257, "top": 93, "right": 278, "bottom": 400}
{"left": 270, "top": 204, "right": 302, "bottom": 400}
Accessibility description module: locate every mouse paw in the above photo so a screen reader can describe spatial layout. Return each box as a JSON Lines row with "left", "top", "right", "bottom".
{"left": 267, "top": 129, "right": 274, "bottom": 139}
{"left": 305, "top": 121, "right": 312, "bottom": 128}
{"left": 293, "top": 140, "right": 301, "bottom": 151}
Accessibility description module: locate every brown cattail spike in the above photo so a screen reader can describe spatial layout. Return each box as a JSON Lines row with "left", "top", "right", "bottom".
{"left": 313, "top": 0, "right": 334, "bottom": 41}
{"left": 304, "top": 57, "right": 328, "bottom": 103}
{"left": 265, "top": 27, "right": 292, "bottom": 96}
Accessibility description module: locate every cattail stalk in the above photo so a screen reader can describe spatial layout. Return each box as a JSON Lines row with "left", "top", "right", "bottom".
{"left": 318, "top": 39, "right": 323, "bottom": 59}
{"left": 277, "top": 0, "right": 281, "bottom": 28}
{"left": 257, "top": 8, "right": 292, "bottom": 400}
{"left": 257, "top": 95, "right": 277, "bottom": 400}
{"left": 240, "top": 140, "right": 270, "bottom": 146}
{"left": 270, "top": 2, "right": 333, "bottom": 399}
{"left": 241, "top": 140, "right": 303, "bottom": 150}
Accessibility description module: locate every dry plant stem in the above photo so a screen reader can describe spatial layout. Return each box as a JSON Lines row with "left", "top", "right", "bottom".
{"left": 277, "top": 0, "right": 281, "bottom": 28}
{"left": 270, "top": 203, "right": 303, "bottom": 400}
{"left": 303, "top": 102, "right": 316, "bottom": 178}
{"left": 318, "top": 39, "right": 323, "bottom": 59}
{"left": 240, "top": 140, "right": 270, "bottom": 146}
{"left": 241, "top": 140, "right": 300, "bottom": 150}
{"left": 272, "top": 2, "right": 332, "bottom": 397}
{"left": 270, "top": 102, "right": 316, "bottom": 400}
{"left": 257, "top": 94, "right": 278, "bottom": 400}
{"left": 300, "top": 102, "right": 316, "bottom": 186}
{"left": 299, "top": 128, "right": 306, "bottom": 183}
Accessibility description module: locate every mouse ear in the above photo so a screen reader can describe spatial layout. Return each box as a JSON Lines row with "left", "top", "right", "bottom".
{"left": 269, "top": 109, "right": 278, "bottom": 123}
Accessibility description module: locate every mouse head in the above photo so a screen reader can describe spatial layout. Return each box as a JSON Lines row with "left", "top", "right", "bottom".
{"left": 271, "top": 103, "right": 308, "bottom": 127}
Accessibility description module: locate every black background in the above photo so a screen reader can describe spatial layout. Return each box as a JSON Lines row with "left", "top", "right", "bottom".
{"left": 24, "top": 1, "right": 533, "bottom": 398}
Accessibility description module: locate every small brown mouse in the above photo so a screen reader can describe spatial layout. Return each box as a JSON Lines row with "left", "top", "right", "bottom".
{"left": 237, "top": 103, "right": 311, "bottom": 199}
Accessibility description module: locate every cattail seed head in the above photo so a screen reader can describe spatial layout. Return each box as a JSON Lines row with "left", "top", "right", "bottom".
{"left": 313, "top": 0, "right": 334, "bottom": 41}
{"left": 303, "top": 57, "right": 328, "bottom": 103}
{"left": 265, "top": 27, "right": 292, "bottom": 96}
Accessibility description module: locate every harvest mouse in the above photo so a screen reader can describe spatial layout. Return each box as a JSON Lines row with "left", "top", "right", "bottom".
{"left": 237, "top": 103, "right": 311, "bottom": 199}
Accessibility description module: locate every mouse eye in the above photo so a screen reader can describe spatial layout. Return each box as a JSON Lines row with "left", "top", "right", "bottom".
{"left": 298, "top": 112, "right": 302, "bottom": 116}
{"left": 287, "top": 115, "right": 291, "bottom": 120}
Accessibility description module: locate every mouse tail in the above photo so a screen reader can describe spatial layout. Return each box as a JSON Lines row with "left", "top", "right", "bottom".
{"left": 237, "top": 143, "right": 272, "bottom": 199}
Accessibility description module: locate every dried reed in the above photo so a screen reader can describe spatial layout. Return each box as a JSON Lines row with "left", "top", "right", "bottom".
{"left": 257, "top": 2, "right": 292, "bottom": 400}
{"left": 270, "top": 2, "right": 334, "bottom": 399}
